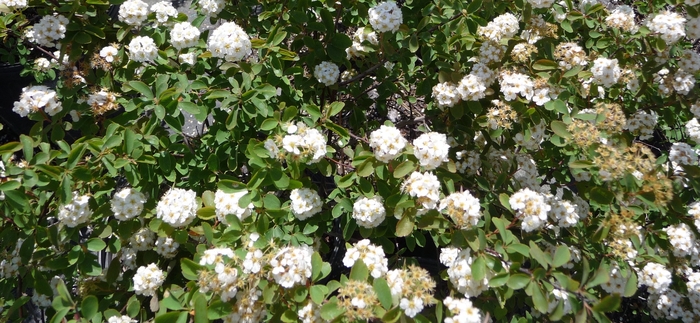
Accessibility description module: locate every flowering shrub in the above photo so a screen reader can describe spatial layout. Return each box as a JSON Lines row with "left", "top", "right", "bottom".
{"left": 3, "top": 0, "right": 700, "bottom": 322}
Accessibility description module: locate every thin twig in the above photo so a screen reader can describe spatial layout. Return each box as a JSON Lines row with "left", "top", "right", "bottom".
{"left": 338, "top": 59, "right": 386, "bottom": 86}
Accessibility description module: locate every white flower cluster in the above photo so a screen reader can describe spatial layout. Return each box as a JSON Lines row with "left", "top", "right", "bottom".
{"left": 647, "top": 289, "right": 687, "bottom": 320}
{"left": 0, "top": 0, "right": 27, "bottom": 9}
{"left": 313, "top": 61, "right": 340, "bottom": 86}
{"left": 58, "top": 192, "right": 92, "bottom": 228}
{"left": 119, "top": 0, "right": 149, "bottom": 27}
{"left": 199, "top": 0, "right": 225, "bottom": 16}
{"left": 455, "top": 150, "right": 480, "bottom": 174}
{"left": 443, "top": 297, "right": 482, "bottom": 323}
{"left": 343, "top": 239, "right": 388, "bottom": 278}
{"left": 369, "top": 125, "right": 407, "bottom": 162}
{"left": 639, "top": 262, "right": 672, "bottom": 293}
{"left": 243, "top": 248, "right": 263, "bottom": 274}
{"left": 515, "top": 121, "right": 547, "bottom": 150}
{"left": 548, "top": 196, "right": 580, "bottom": 228}
{"left": 509, "top": 188, "right": 551, "bottom": 232}
{"left": 432, "top": 82, "right": 460, "bottom": 107}
{"left": 352, "top": 196, "right": 386, "bottom": 228}
{"left": 290, "top": 188, "right": 323, "bottom": 220}
{"left": 100, "top": 46, "right": 119, "bottom": 63}
{"left": 439, "top": 191, "right": 481, "bottom": 230}
{"left": 456, "top": 74, "right": 487, "bottom": 102}
{"left": 601, "top": 263, "right": 630, "bottom": 295}
{"left": 624, "top": 110, "right": 657, "bottom": 140}
{"left": 215, "top": 189, "right": 253, "bottom": 223}
{"left": 200, "top": 247, "right": 235, "bottom": 266}
{"left": 690, "top": 202, "right": 700, "bottom": 230}
{"left": 281, "top": 124, "right": 327, "bottom": 163}
{"left": 120, "top": 247, "right": 137, "bottom": 270}
{"left": 0, "top": 239, "right": 22, "bottom": 278}
{"left": 88, "top": 90, "right": 117, "bottom": 112}
{"left": 155, "top": 236, "right": 179, "bottom": 258}
{"left": 179, "top": 53, "right": 196, "bottom": 65}
{"left": 688, "top": 16, "right": 700, "bottom": 39}
{"left": 670, "top": 142, "right": 698, "bottom": 168}
{"left": 224, "top": 287, "right": 266, "bottom": 323}
{"left": 346, "top": 28, "right": 379, "bottom": 59}
{"left": 605, "top": 5, "right": 637, "bottom": 32}
{"left": 678, "top": 49, "right": 700, "bottom": 74}
{"left": 128, "top": 36, "right": 159, "bottom": 63}
{"left": 554, "top": 42, "right": 588, "bottom": 70}
{"left": 155, "top": 188, "right": 198, "bottom": 228}
{"left": 654, "top": 68, "right": 696, "bottom": 95}
{"left": 413, "top": 132, "right": 449, "bottom": 170}
{"left": 477, "top": 40, "right": 505, "bottom": 64}
{"left": 133, "top": 263, "right": 165, "bottom": 297}
{"left": 270, "top": 245, "right": 313, "bottom": 288}
{"left": 401, "top": 171, "right": 441, "bottom": 210}
{"left": 368, "top": 1, "right": 403, "bottom": 33}
{"left": 499, "top": 71, "right": 534, "bottom": 101}
{"left": 33, "top": 14, "right": 68, "bottom": 47}
{"left": 477, "top": 13, "right": 519, "bottom": 41}
{"left": 298, "top": 302, "right": 323, "bottom": 323}
{"left": 590, "top": 57, "right": 621, "bottom": 88}
{"left": 527, "top": 0, "right": 554, "bottom": 9}
{"left": 663, "top": 223, "right": 696, "bottom": 257}
{"left": 111, "top": 188, "right": 146, "bottom": 221}
{"left": 150, "top": 1, "right": 177, "bottom": 25}
{"left": 442, "top": 248, "right": 489, "bottom": 296}
{"left": 34, "top": 58, "right": 52, "bottom": 72}
{"left": 211, "top": 265, "right": 240, "bottom": 301}
{"left": 13, "top": 85, "right": 62, "bottom": 117}
{"left": 385, "top": 266, "right": 435, "bottom": 317}
{"left": 646, "top": 11, "right": 686, "bottom": 45}
{"left": 108, "top": 316, "right": 137, "bottom": 323}
{"left": 687, "top": 118, "right": 700, "bottom": 143}
{"left": 129, "top": 228, "right": 155, "bottom": 251}
{"left": 207, "top": 22, "right": 252, "bottom": 62}
{"left": 170, "top": 22, "right": 201, "bottom": 50}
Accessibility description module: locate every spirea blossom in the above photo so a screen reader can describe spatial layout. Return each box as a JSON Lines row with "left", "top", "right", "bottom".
{"left": 401, "top": 171, "right": 441, "bottom": 210}
{"left": 439, "top": 191, "right": 481, "bottom": 229}
{"left": 601, "top": 263, "right": 630, "bottom": 295}
{"left": 133, "top": 263, "right": 165, "bottom": 297}
{"left": 663, "top": 223, "right": 696, "bottom": 257}
{"left": 554, "top": 42, "right": 588, "bottom": 70}
{"left": 128, "top": 36, "right": 158, "bottom": 63}
{"left": 108, "top": 316, "right": 137, "bottom": 323}
{"left": 369, "top": 125, "right": 407, "bottom": 162}
{"left": 200, "top": 247, "right": 234, "bottom": 266}
{"left": 155, "top": 188, "right": 198, "bottom": 228}
{"left": 155, "top": 236, "right": 179, "bottom": 258}
{"left": 527, "top": 0, "right": 554, "bottom": 9}
{"left": 290, "top": 188, "right": 323, "bottom": 220}
{"left": 444, "top": 248, "right": 489, "bottom": 296}
{"left": 639, "top": 262, "right": 673, "bottom": 293}
{"left": 477, "top": 13, "right": 519, "bottom": 41}
{"left": 207, "top": 22, "right": 252, "bottom": 62}
{"left": 646, "top": 11, "right": 686, "bottom": 45}
{"left": 129, "top": 228, "right": 155, "bottom": 251}
{"left": 215, "top": 189, "right": 253, "bottom": 223}
{"left": 413, "top": 132, "right": 449, "bottom": 170}
{"left": 432, "top": 82, "right": 460, "bottom": 107}
{"left": 352, "top": 196, "right": 386, "bottom": 228}
{"left": 12, "top": 85, "right": 62, "bottom": 117}
{"left": 270, "top": 245, "right": 313, "bottom": 288}
{"left": 368, "top": 1, "right": 403, "bottom": 33}
{"left": 591, "top": 57, "right": 621, "bottom": 88}
{"left": 687, "top": 118, "right": 700, "bottom": 143}
{"left": 687, "top": 17, "right": 700, "bottom": 39}
{"left": 281, "top": 125, "right": 327, "bottom": 163}
{"left": 669, "top": 142, "right": 698, "bottom": 166}
{"left": 343, "top": 239, "right": 388, "bottom": 278}
{"left": 605, "top": 5, "right": 637, "bottom": 32}
{"left": 58, "top": 192, "right": 92, "bottom": 228}
{"left": 150, "top": 1, "right": 177, "bottom": 25}
{"left": 111, "top": 188, "right": 146, "bottom": 221}
{"left": 100, "top": 46, "right": 119, "bottom": 63}
{"left": 346, "top": 28, "right": 378, "bottom": 58}
{"left": 509, "top": 188, "right": 551, "bottom": 232}
{"left": 625, "top": 110, "right": 657, "bottom": 140}
{"left": 199, "top": 0, "right": 225, "bottom": 16}
{"left": 119, "top": 0, "right": 149, "bottom": 27}
{"left": 457, "top": 74, "right": 488, "bottom": 101}
{"left": 1, "top": 0, "right": 27, "bottom": 9}
{"left": 443, "top": 297, "right": 482, "bottom": 323}
{"left": 298, "top": 302, "right": 323, "bottom": 323}
{"left": 33, "top": 14, "right": 68, "bottom": 47}
{"left": 170, "top": 22, "right": 201, "bottom": 50}
{"left": 314, "top": 61, "right": 340, "bottom": 86}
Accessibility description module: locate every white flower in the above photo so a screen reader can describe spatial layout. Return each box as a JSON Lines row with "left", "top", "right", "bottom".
{"left": 34, "top": 58, "right": 52, "bottom": 72}
{"left": 342, "top": 239, "right": 388, "bottom": 278}
{"left": 108, "top": 315, "right": 137, "bottom": 323}
{"left": 298, "top": 302, "right": 323, "bottom": 323}
{"left": 314, "top": 61, "right": 340, "bottom": 86}
{"left": 605, "top": 5, "right": 637, "bottom": 32}
{"left": 207, "top": 22, "right": 251, "bottom": 62}
{"left": 120, "top": 247, "right": 137, "bottom": 270}
{"left": 590, "top": 57, "right": 621, "bottom": 88}
{"left": 413, "top": 132, "right": 450, "bottom": 170}
{"left": 270, "top": 245, "right": 313, "bottom": 288}
{"left": 179, "top": 53, "right": 196, "bottom": 65}
{"left": 12, "top": 85, "right": 62, "bottom": 117}
{"left": 439, "top": 191, "right": 481, "bottom": 229}
{"left": 432, "top": 82, "right": 460, "bottom": 107}
{"left": 111, "top": 188, "right": 146, "bottom": 221}
{"left": 170, "top": 22, "right": 201, "bottom": 50}
{"left": 200, "top": 247, "right": 234, "bottom": 266}
{"left": 31, "top": 293, "right": 51, "bottom": 308}
{"left": 369, "top": 125, "right": 407, "bottom": 163}
{"left": 509, "top": 188, "right": 551, "bottom": 232}
{"left": 663, "top": 223, "right": 695, "bottom": 257}
{"left": 199, "top": 0, "right": 225, "bottom": 16}
{"left": 638, "top": 262, "right": 672, "bottom": 293}
{"left": 133, "top": 263, "right": 165, "bottom": 297}
{"left": 155, "top": 188, "right": 198, "bottom": 228}
{"left": 687, "top": 118, "right": 700, "bottom": 143}
{"left": 119, "top": 0, "right": 149, "bottom": 27}
{"left": 281, "top": 125, "right": 328, "bottom": 163}
{"left": 33, "top": 14, "right": 69, "bottom": 47}
{"left": 352, "top": 196, "right": 386, "bottom": 228}
{"left": 646, "top": 10, "right": 686, "bottom": 45}
{"left": 368, "top": 1, "right": 403, "bottom": 33}
{"left": 1, "top": 0, "right": 27, "bottom": 9}
{"left": 100, "top": 46, "right": 119, "bottom": 63}
{"left": 57, "top": 192, "right": 92, "bottom": 228}
{"left": 400, "top": 296, "right": 424, "bottom": 318}
{"left": 477, "top": 13, "right": 519, "bottom": 41}
{"left": 401, "top": 171, "right": 441, "bottom": 210}
{"left": 128, "top": 36, "right": 159, "bottom": 63}
{"left": 290, "top": 188, "right": 323, "bottom": 220}
{"left": 527, "top": 0, "right": 554, "bottom": 8}
{"left": 155, "top": 236, "right": 179, "bottom": 258}
{"left": 129, "top": 228, "right": 156, "bottom": 251}
{"left": 444, "top": 248, "right": 490, "bottom": 297}
{"left": 150, "top": 1, "right": 177, "bottom": 25}
{"left": 215, "top": 189, "right": 253, "bottom": 224}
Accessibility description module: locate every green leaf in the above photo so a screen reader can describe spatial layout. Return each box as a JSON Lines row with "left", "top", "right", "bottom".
{"left": 327, "top": 102, "right": 345, "bottom": 117}
{"left": 507, "top": 273, "right": 530, "bottom": 290}
{"left": 304, "top": 104, "right": 322, "bottom": 121}
{"left": 320, "top": 299, "right": 344, "bottom": 321}
{"left": 531, "top": 284, "right": 548, "bottom": 314}
{"left": 20, "top": 135, "right": 33, "bottom": 162}
{"left": 489, "top": 273, "right": 510, "bottom": 287}
{"left": 393, "top": 160, "right": 416, "bottom": 178}
{"left": 193, "top": 293, "right": 208, "bottom": 323}
{"left": 492, "top": 217, "right": 508, "bottom": 242}
{"left": 552, "top": 245, "right": 571, "bottom": 268}
{"left": 86, "top": 238, "right": 106, "bottom": 252}
{"left": 310, "top": 285, "right": 328, "bottom": 304}
{"left": 589, "top": 187, "right": 614, "bottom": 205}
{"left": 155, "top": 311, "right": 187, "bottom": 323}
{"left": 382, "top": 307, "right": 402, "bottom": 323}
{"left": 569, "top": 160, "right": 593, "bottom": 169}
{"left": 550, "top": 120, "right": 571, "bottom": 139}
{"left": 467, "top": 0, "right": 482, "bottom": 12}
{"left": 127, "top": 81, "right": 154, "bottom": 100}
{"left": 592, "top": 294, "right": 620, "bottom": 312}
{"left": 396, "top": 216, "right": 414, "bottom": 237}
{"left": 586, "top": 262, "right": 609, "bottom": 288}
{"left": 498, "top": 193, "right": 511, "bottom": 211}
{"left": 80, "top": 295, "right": 99, "bottom": 320}
{"left": 544, "top": 99, "right": 567, "bottom": 114}
{"left": 506, "top": 243, "right": 529, "bottom": 257}
{"left": 181, "top": 258, "right": 203, "bottom": 280}
{"left": 350, "top": 260, "right": 369, "bottom": 281}
{"left": 356, "top": 158, "right": 375, "bottom": 177}
{"left": 197, "top": 206, "right": 216, "bottom": 220}
{"left": 260, "top": 118, "right": 279, "bottom": 131}
{"left": 471, "top": 255, "right": 487, "bottom": 281}
{"left": 529, "top": 241, "right": 550, "bottom": 269}
{"left": 127, "top": 295, "right": 140, "bottom": 317}
{"left": 532, "top": 59, "right": 558, "bottom": 70}
{"left": 624, "top": 271, "right": 637, "bottom": 297}
{"left": 373, "top": 278, "right": 393, "bottom": 309}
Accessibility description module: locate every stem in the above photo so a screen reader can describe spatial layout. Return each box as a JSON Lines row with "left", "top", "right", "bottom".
{"left": 338, "top": 59, "right": 386, "bottom": 86}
